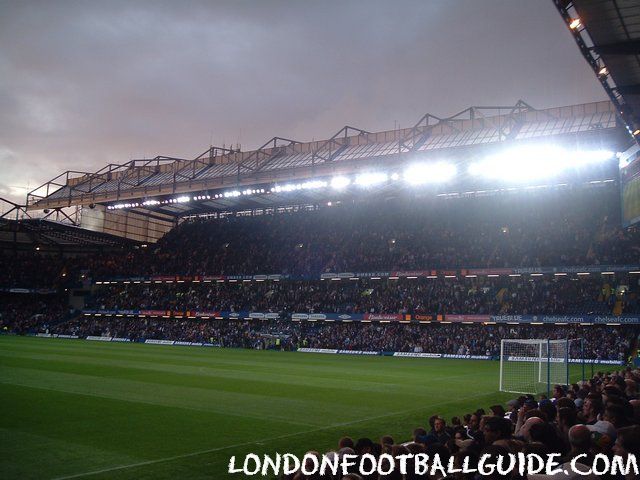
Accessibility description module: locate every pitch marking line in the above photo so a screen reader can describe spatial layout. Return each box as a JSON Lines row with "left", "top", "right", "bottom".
{"left": 51, "top": 391, "right": 500, "bottom": 479}
{"left": 0, "top": 380, "right": 322, "bottom": 429}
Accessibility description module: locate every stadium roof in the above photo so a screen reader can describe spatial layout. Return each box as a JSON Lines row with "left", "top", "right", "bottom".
{"left": 0, "top": 197, "right": 139, "bottom": 251}
{"left": 25, "top": 100, "right": 630, "bottom": 219}
{"left": 554, "top": 0, "right": 640, "bottom": 139}
{"left": 0, "top": 217, "right": 139, "bottom": 252}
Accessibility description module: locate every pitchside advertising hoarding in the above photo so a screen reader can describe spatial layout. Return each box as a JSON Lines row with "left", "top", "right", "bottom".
{"left": 36, "top": 336, "right": 624, "bottom": 364}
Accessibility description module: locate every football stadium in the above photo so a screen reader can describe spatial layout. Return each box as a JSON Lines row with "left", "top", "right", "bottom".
{"left": 2, "top": 1, "right": 640, "bottom": 479}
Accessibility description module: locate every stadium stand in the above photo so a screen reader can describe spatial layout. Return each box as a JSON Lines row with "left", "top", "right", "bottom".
{"left": 3, "top": 96, "right": 640, "bottom": 478}
{"left": 3, "top": 1, "right": 640, "bottom": 475}
{"left": 0, "top": 216, "right": 137, "bottom": 253}
{"left": 0, "top": 293, "right": 72, "bottom": 335}
{"left": 6, "top": 184, "right": 637, "bottom": 284}
{"left": 85, "top": 186, "right": 640, "bottom": 276}
{"left": 3, "top": 181, "right": 640, "bottom": 357}
{"left": 83, "top": 271, "right": 639, "bottom": 314}
{"left": 43, "top": 317, "right": 634, "bottom": 362}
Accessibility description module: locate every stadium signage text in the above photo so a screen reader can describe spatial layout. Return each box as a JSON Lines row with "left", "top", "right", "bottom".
{"left": 36, "top": 333, "right": 79, "bottom": 339}
{"left": 442, "top": 314, "right": 490, "bottom": 323}
{"left": 80, "top": 309, "right": 640, "bottom": 325}
{"left": 507, "top": 356, "right": 624, "bottom": 365}
{"left": 364, "top": 313, "right": 405, "bottom": 321}
{"left": 1, "top": 287, "right": 58, "bottom": 294}
{"left": 297, "top": 348, "right": 339, "bottom": 354}
{"left": 491, "top": 314, "right": 640, "bottom": 325}
{"left": 95, "top": 264, "right": 640, "bottom": 288}
{"left": 393, "top": 352, "right": 492, "bottom": 360}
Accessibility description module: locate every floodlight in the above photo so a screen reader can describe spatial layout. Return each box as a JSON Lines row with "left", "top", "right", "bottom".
{"left": 354, "top": 172, "right": 388, "bottom": 187}
{"left": 569, "top": 18, "right": 580, "bottom": 29}
{"left": 331, "top": 176, "right": 351, "bottom": 189}
{"left": 468, "top": 146, "right": 614, "bottom": 182}
{"left": 570, "top": 149, "right": 614, "bottom": 166}
{"left": 273, "top": 180, "right": 327, "bottom": 193}
{"left": 301, "top": 180, "right": 328, "bottom": 189}
{"left": 403, "top": 162, "right": 457, "bottom": 185}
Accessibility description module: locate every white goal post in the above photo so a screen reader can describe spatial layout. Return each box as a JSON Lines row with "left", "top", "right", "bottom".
{"left": 499, "top": 338, "right": 584, "bottom": 395}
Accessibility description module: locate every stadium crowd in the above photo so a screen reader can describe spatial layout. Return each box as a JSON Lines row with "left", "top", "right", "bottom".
{"left": 1, "top": 187, "right": 639, "bottom": 289}
{"left": 0, "top": 293, "right": 68, "bottom": 335}
{"left": 280, "top": 367, "right": 640, "bottom": 480}
{"left": 2, "top": 185, "right": 640, "bottom": 479}
{"left": 90, "top": 188, "right": 640, "bottom": 278}
{"left": 297, "top": 323, "right": 634, "bottom": 361}
{"left": 84, "top": 275, "right": 639, "bottom": 315}
{"left": 0, "top": 252, "right": 81, "bottom": 288}
{"left": 40, "top": 317, "right": 636, "bottom": 362}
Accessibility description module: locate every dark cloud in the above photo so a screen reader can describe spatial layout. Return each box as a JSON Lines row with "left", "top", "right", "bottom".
{"left": 0, "top": 0, "right": 605, "bottom": 206}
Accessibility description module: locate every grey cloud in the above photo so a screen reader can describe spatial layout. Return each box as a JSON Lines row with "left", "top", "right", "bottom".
{"left": 0, "top": 0, "right": 605, "bottom": 205}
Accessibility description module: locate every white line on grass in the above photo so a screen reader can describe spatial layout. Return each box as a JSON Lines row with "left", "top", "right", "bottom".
{"left": 0, "top": 380, "right": 322, "bottom": 429}
{"left": 51, "top": 390, "right": 501, "bottom": 480}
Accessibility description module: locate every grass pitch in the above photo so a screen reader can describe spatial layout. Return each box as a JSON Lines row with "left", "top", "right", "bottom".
{"left": 0, "top": 336, "right": 515, "bottom": 479}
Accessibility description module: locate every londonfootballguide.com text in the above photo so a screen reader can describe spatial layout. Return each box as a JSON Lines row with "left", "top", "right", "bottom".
{"left": 228, "top": 452, "right": 638, "bottom": 477}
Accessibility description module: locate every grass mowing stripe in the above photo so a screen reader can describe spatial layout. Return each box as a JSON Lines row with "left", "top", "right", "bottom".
{"left": 1, "top": 383, "right": 302, "bottom": 480}
{"left": 0, "top": 338, "right": 491, "bottom": 382}
{"left": 0, "top": 367, "right": 324, "bottom": 428}
{"left": 1, "top": 337, "right": 513, "bottom": 479}
{"left": 50, "top": 390, "right": 500, "bottom": 480}
{"left": 0, "top": 379, "right": 321, "bottom": 428}
{"left": 0, "top": 350, "right": 490, "bottom": 401}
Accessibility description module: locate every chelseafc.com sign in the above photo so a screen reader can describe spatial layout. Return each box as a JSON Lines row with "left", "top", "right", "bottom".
{"left": 228, "top": 452, "right": 639, "bottom": 477}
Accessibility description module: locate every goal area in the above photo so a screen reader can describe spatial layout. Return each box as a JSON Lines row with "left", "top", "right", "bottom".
{"left": 499, "top": 338, "right": 584, "bottom": 395}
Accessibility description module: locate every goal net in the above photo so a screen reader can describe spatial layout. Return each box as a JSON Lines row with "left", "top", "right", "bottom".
{"left": 499, "top": 338, "right": 583, "bottom": 395}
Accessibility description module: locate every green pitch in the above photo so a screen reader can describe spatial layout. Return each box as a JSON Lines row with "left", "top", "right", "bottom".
{"left": 1, "top": 336, "right": 514, "bottom": 479}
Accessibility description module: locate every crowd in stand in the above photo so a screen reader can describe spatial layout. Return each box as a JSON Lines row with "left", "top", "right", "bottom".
{"left": 0, "top": 293, "right": 68, "bottom": 334}
{"left": 85, "top": 275, "right": 639, "bottom": 316}
{"left": 87, "top": 187, "right": 639, "bottom": 278}
{"left": 1, "top": 187, "right": 639, "bottom": 289}
{"left": 51, "top": 316, "right": 264, "bottom": 348}
{"left": 0, "top": 252, "right": 78, "bottom": 288}
{"left": 1, "top": 186, "right": 638, "bottom": 367}
{"left": 43, "top": 317, "right": 635, "bottom": 361}
{"left": 281, "top": 368, "right": 640, "bottom": 479}
{"left": 299, "top": 323, "right": 634, "bottom": 361}
{"left": 3, "top": 186, "right": 640, "bottom": 478}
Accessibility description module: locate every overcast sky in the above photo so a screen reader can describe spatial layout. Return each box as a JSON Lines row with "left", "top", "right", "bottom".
{"left": 0, "top": 0, "right": 606, "bottom": 206}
